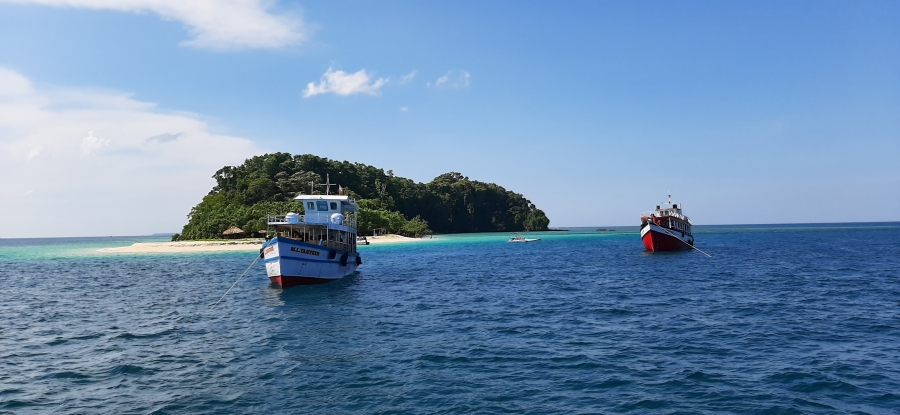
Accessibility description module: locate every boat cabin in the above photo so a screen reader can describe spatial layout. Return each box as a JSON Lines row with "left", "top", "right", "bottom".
{"left": 641, "top": 196, "right": 693, "bottom": 236}
{"left": 654, "top": 203, "right": 687, "bottom": 221}
{"left": 267, "top": 194, "right": 359, "bottom": 253}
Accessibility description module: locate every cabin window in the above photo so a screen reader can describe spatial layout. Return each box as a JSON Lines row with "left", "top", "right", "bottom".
{"left": 316, "top": 201, "right": 328, "bottom": 211}
{"left": 307, "top": 202, "right": 314, "bottom": 210}
{"left": 330, "top": 202, "right": 338, "bottom": 210}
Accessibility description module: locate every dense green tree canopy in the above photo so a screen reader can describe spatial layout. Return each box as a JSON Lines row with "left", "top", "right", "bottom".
{"left": 177, "top": 153, "right": 550, "bottom": 239}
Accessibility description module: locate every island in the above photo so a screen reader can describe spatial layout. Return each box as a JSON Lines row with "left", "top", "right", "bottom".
{"left": 172, "top": 153, "right": 550, "bottom": 241}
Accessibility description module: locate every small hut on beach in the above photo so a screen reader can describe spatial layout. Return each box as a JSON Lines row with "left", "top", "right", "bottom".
{"left": 222, "top": 226, "right": 246, "bottom": 239}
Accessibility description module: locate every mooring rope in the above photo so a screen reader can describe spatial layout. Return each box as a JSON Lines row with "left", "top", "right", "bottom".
{"left": 211, "top": 254, "right": 261, "bottom": 308}
{"left": 652, "top": 222, "right": 712, "bottom": 258}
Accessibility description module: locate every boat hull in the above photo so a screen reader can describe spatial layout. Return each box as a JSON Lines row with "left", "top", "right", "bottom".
{"left": 262, "top": 237, "right": 360, "bottom": 287}
{"left": 640, "top": 222, "right": 693, "bottom": 252}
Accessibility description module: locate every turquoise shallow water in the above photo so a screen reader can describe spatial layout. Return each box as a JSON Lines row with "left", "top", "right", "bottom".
{"left": 1, "top": 224, "right": 899, "bottom": 414}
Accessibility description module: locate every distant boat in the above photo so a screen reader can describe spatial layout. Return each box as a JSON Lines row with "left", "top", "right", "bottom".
{"left": 508, "top": 233, "right": 541, "bottom": 243}
{"left": 356, "top": 235, "right": 370, "bottom": 245}
{"left": 261, "top": 178, "right": 362, "bottom": 287}
{"left": 640, "top": 195, "right": 694, "bottom": 251}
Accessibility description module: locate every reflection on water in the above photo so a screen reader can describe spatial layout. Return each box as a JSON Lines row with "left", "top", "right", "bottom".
{"left": 260, "top": 271, "right": 363, "bottom": 307}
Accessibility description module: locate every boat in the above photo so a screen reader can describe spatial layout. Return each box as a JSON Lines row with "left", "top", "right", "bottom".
{"left": 356, "top": 235, "right": 370, "bottom": 245}
{"left": 640, "top": 195, "right": 694, "bottom": 251}
{"left": 261, "top": 184, "right": 362, "bottom": 287}
{"left": 508, "top": 233, "right": 541, "bottom": 243}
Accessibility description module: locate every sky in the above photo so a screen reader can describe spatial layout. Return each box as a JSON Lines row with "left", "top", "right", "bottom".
{"left": 0, "top": 0, "right": 898, "bottom": 237}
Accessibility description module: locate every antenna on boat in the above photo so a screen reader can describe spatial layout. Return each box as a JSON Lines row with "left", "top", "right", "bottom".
{"left": 318, "top": 174, "right": 337, "bottom": 195}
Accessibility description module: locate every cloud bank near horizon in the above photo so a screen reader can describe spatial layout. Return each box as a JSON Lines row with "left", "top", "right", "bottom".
{"left": 0, "top": 0, "right": 308, "bottom": 50}
{"left": 0, "top": 67, "right": 262, "bottom": 237}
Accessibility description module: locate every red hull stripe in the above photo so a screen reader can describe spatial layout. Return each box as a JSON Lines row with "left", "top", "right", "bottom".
{"left": 269, "top": 275, "right": 334, "bottom": 287}
{"left": 642, "top": 229, "right": 690, "bottom": 252}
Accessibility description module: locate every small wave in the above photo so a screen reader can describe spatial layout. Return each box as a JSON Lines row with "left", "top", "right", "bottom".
{"left": 789, "top": 379, "right": 859, "bottom": 393}
{"left": 46, "top": 370, "right": 91, "bottom": 380}
{"left": 564, "top": 377, "right": 631, "bottom": 390}
{"left": 112, "top": 328, "right": 176, "bottom": 340}
{"left": 873, "top": 392, "right": 900, "bottom": 403}
{"left": 417, "top": 354, "right": 468, "bottom": 364}
{"left": 792, "top": 397, "right": 836, "bottom": 410}
{"left": 620, "top": 398, "right": 669, "bottom": 410}
{"left": 106, "top": 364, "right": 152, "bottom": 376}
{"left": 765, "top": 371, "right": 818, "bottom": 383}
{"left": 685, "top": 370, "right": 725, "bottom": 383}
{"left": 45, "top": 338, "right": 68, "bottom": 346}
{"left": 0, "top": 399, "right": 29, "bottom": 410}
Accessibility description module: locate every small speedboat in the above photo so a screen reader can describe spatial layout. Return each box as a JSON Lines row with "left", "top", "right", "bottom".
{"left": 508, "top": 233, "right": 541, "bottom": 243}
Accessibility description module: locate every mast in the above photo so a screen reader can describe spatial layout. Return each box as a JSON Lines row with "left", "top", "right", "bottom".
{"left": 317, "top": 174, "right": 337, "bottom": 195}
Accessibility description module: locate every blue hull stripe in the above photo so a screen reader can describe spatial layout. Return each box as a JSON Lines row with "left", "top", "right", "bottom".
{"left": 265, "top": 255, "right": 343, "bottom": 264}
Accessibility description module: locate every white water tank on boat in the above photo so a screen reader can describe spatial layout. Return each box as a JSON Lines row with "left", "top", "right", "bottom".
{"left": 330, "top": 213, "right": 345, "bottom": 224}
{"left": 286, "top": 212, "right": 300, "bottom": 223}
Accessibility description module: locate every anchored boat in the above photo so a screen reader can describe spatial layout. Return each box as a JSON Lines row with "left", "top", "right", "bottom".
{"left": 640, "top": 195, "right": 694, "bottom": 252}
{"left": 508, "top": 233, "right": 541, "bottom": 243}
{"left": 261, "top": 191, "right": 362, "bottom": 287}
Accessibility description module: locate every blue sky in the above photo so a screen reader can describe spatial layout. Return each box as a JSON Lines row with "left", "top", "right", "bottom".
{"left": 0, "top": 0, "right": 898, "bottom": 237}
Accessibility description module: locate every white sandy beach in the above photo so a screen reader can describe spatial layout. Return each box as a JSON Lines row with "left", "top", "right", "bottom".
{"left": 363, "top": 234, "right": 434, "bottom": 245}
{"left": 100, "top": 234, "right": 431, "bottom": 253}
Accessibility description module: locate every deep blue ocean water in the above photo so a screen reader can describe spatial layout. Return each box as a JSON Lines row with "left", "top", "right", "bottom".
{"left": 1, "top": 224, "right": 899, "bottom": 414}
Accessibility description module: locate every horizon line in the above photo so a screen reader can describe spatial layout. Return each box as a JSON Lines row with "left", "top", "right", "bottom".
{"left": 2, "top": 221, "right": 899, "bottom": 240}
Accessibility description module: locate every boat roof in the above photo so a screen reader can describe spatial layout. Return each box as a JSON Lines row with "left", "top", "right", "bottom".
{"left": 292, "top": 194, "right": 354, "bottom": 201}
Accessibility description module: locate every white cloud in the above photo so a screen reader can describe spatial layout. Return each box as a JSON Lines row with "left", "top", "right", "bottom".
{"left": 0, "top": 0, "right": 308, "bottom": 50}
{"left": 26, "top": 146, "right": 45, "bottom": 161}
{"left": 399, "top": 70, "right": 417, "bottom": 84}
{"left": 435, "top": 70, "right": 471, "bottom": 89}
{"left": 0, "top": 67, "right": 33, "bottom": 95}
{"left": 304, "top": 67, "right": 388, "bottom": 97}
{"left": 80, "top": 130, "right": 110, "bottom": 155}
{"left": 0, "top": 67, "right": 261, "bottom": 237}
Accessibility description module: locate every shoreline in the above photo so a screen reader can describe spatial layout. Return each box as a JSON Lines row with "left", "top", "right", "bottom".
{"left": 100, "top": 234, "right": 430, "bottom": 254}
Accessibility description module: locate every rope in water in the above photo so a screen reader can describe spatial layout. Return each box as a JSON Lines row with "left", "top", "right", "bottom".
{"left": 211, "top": 254, "right": 261, "bottom": 308}
{"left": 651, "top": 222, "right": 712, "bottom": 258}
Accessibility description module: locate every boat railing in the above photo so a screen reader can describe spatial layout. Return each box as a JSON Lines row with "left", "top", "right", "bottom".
{"left": 341, "top": 216, "right": 357, "bottom": 229}
{"left": 267, "top": 214, "right": 306, "bottom": 224}
{"left": 268, "top": 214, "right": 357, "bottom": 229}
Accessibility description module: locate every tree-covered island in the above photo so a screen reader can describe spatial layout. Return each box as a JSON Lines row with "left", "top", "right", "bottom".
{"left": 175, "top": 153, "right": 550, "bottom": 240}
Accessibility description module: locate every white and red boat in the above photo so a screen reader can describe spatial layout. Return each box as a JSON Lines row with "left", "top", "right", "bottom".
{"left": 261, "top": 187, "right": 362, "bottom": 287}
{"left": 640, "top": 195, "right": 694, "bottom": 252}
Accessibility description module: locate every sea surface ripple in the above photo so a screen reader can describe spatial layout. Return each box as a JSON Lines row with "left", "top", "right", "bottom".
{"left": 1, "top": 224, "right": 899, "bottom": 414}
